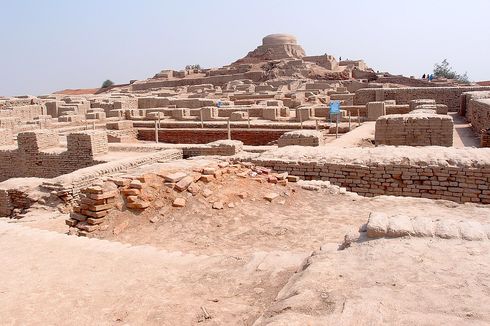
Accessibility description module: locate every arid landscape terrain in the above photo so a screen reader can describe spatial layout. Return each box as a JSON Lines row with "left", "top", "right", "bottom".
{"left": 1, "top": 10, "right": 490, "bottom": 324}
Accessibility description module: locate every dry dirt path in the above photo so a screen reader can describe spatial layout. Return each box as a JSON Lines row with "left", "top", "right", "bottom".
{"left": 0, "top": 221, "right": 307, "bottom": 325}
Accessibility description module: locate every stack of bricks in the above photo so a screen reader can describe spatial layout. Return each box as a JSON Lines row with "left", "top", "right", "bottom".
{"left": 67, "top": 185, "right": 118, "bottom": 236}
{"left": 120, "top": 178, "right": 150, "bottom": 209}
{"left": 375, "top": 114, "right": 453, "bottom": 146}
{"left": 17, "top": 130, "right": 59, "bottom": 153}
{"left": 67, "top": 130, "right": 108, "bottom": 156}
{"left": 366, "top": 102, "right": 386, "bottom": 121}
{"left": 278, "top": 130, "right": 324, "bottom": 147}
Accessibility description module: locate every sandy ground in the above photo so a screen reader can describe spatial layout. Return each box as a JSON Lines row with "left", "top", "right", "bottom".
{"left": 0, "top": 160, "right": 490, "bottom": 325}
{"left": 255, "top": 237, "right": 490, "bottom": 325}
{"left": 327, "top": 121, "right": 375, "bottom": 147}
{"left": 2, "top": 159, "right": 490, "bottom": 325}
{"left": 451, "top": 112, "right": 481, "bottom": 148}
{"left": 0, "top": 221, "right": 307, "bottom": 325}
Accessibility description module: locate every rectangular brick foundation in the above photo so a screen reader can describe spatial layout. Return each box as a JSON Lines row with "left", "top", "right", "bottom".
{"left": 375, "top": 114, "right": 453, "bottom": 146}
{"left": 137, "top": 128, "right": 291, "bottom": 145}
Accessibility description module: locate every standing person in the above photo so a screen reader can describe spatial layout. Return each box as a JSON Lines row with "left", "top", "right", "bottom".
{"left": 429, "top": 74, "right": 433, "bottom": 82}
{"left": 422, "top": 73, "right": 426, "bottom": 79}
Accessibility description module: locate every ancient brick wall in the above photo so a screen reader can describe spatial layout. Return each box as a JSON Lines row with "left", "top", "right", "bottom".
{"left": 67, "top": 131, "right": 108, "bottom": 156}
{"left": 137, "top": 128, "right": 290, "bottom": 145}
{"left": 0, "top": 104, "right": 43, "bottom": 120}
{"left": 354, "top": 86, "right": 490, "bottom": 110}
{"left": 41, "top": 149, "right": 183, "bottom": 196}
{"left": 467, "top": 99, "right": 490, "bottom": 133}
{"left": 244, "top": 157, "right": 490, "bottom": 204}
{"left": 278, "top": 130, "right": 324, "bottom": 147}
{"left": 183, "top": 140, "right": 243, "bottom": 157}
{"left": 0, "top": 130, "right": 109, "bottom": 181}
{"left": 375, "top": 114, "right": 453, "bottom": 146}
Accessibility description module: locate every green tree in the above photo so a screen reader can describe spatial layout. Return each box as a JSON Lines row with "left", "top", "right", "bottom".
{"left": 433, "top": 59, "right": 470, "bottom": 84}
{"left": 101, "top": 79, "right": 114, "bottom": 88}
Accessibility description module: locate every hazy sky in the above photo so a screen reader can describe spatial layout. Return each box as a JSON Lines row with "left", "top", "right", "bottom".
{"left": 1, "top": 0, "right": 489, "bottom": 96}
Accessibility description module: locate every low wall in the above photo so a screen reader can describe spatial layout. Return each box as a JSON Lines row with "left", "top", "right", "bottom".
{"left": 467, "top": 98, "right": 490, "bottom": 133}
{"left": 354, "top": 86, "right": 490, "bottom": 110}
{"left": 278, "top": 130, "right": 324, "bottom": 147}
{"left": 41, "top": 149, "right": 183, "bottom": 197}
{"left": 375, "top": 114, "right": 453, "bottom": 146}
{"left": 138, "top": 128, "right": 291, "bottom": 145}
{"left": 242, "top": 147, "right": 490, "bottom": 204}
{"left": 0, "top": 130, "right": 109, "bottom": 182}
{"left": 183, "top": 140, "right": 243, "bottom": 157}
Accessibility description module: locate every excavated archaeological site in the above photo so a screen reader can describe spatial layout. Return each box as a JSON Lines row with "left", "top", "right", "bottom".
{"left": 1, "top": 34, "right": 490, "bottom": 325}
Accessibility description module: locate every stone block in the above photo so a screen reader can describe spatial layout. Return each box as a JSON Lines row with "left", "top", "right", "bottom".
{"left": 278, "top": 130, "right": 324, "bottom": 147}
{"left": 17, "top": 130, "right": 59, "bottom": 153}
{"left": 366, "top": 212, "right": 388, "bottom": 238}
{"left": 230, "top": 111, "right": 249, "bottom": 121}
{"left": 296, "top": 107, "right": 315, "bottom": 121}
{"left": 67, "top": 130, "right": 108, "bottom": 156}
{"left": 201, "top": 107, "right": 219, "bottom": 120}
{"left": 367, "top": 102, "right": 386, "bottom": 121}
{"left": 106, "top": 121, "right": 133, "bottom": 130}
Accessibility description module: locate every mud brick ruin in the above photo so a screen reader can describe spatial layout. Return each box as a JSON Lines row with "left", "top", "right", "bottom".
{"left": 0, "top": 32, "right": 489, "bottom": 215}
{"left": 2, "top": 33, "right": 490, "bottom": 325}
